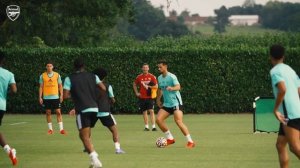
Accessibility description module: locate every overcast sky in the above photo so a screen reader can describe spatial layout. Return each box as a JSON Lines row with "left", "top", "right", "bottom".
{"left": 150, "top": 0, "right": 300, "bottom": 16}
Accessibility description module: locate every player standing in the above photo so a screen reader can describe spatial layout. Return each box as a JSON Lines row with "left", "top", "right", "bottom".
{"left": 269, "top": 45, "right": 300, "bottom": 168}
{"left": 0, "top": 51, "right": 18, "bottom": 165}
{"left": 39, "top": 61, "right": 65, "bottom": 134}
{"left": 63, "top": 58, "right": 106, "bottom": 168}
{"left": 156, "top": 59, "right": 195, "bottom": 148}
{"left": 133, "top": 63, "right": 158, "bottom": 131}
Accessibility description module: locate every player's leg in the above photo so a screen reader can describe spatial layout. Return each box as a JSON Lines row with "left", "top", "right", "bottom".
{"left": 148, "top": 109, "right": 156, "bottom": 131}
{"left": 173, "top": 109, "right": 195, "bottom": 148}
{"left": 156, "top": 108, "right": 175, "bottom": 145}
{"left": 0, "top": 112, "right": 17, "bottom": 165}
{"left": 44, "top": 99, "right": 53, "bottom": 134}
{"left": 45, "top": 109, "right": 53, "bottom": 134}
{"left": 77, "top": 112, "right": 102, "bottom": 167}
{"left": 276, "top": 135, "right": 289, "bottom": 168}
{"left": 142, "top": 110, "right": 149, "bottom": 131}
{"left": 55, "top": 108, "right": 65, "bottom": 134}
{"left": 99, "top": 114, "right": 125, "bottom": 154}
{"left": 53, "top": 99, "right": 65, "bottom": 134}
{"left": 283, "top": 123, "right": 300, "bottom": 159}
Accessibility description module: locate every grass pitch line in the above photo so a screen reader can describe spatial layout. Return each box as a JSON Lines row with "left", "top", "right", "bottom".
{"left": 9, "top": 122, "right": 27, "bottom": 126}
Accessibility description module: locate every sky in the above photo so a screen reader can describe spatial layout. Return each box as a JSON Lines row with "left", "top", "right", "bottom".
{"left": 150, "top": 0, "right": 300, "bottom": 16}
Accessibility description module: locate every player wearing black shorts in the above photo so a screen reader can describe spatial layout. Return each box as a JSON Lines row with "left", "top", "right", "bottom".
{"left": 38, "top": 61, "right": 65, "bottom": 134}
{"left": 94, "top": 67, "right": 125, "bottom": 154}
{"left": 63, "top": 58, "right": 106, "bottom": 168}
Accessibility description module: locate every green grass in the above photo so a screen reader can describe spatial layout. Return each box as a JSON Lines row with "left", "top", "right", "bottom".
{"left": 0, "top": 114, "right": 299, "bottom": 168}
{"left": 192, "top": 24, "right": 282, "bottom": 35}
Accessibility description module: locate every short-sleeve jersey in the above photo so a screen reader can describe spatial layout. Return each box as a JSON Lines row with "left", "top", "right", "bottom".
{"left": 0, "top": 67, "right": 16, "bottom": 111}
{"left": 134, "top": 73, "right": 157, "bottom": 99}
{"left": 158, "top": 72, "right": 183, "bottom": 107}
{"left": 270, "top": 63, "right": 300, "bottom": 119}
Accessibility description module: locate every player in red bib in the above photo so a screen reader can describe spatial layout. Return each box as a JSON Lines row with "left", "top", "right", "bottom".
{"left": 133, "top": 63, "right": 158, "bottom": 131}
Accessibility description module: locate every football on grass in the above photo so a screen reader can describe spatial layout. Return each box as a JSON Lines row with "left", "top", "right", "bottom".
{"left": 156, "top": 137, "right": 167, "bottom": 148}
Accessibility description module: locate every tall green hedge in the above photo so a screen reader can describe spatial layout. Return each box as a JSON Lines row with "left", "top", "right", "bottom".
{"left": 2, "top": 37, "right": 300, "bottom": 114}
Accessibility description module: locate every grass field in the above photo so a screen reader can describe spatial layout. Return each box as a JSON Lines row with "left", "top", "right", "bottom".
{"left": 0, "top": 114, "right": 299, "bottom": 168}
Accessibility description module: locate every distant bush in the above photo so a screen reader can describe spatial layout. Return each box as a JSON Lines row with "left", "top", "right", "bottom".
{"left": 1, "top": 34, "right": 300, "bottom": 113}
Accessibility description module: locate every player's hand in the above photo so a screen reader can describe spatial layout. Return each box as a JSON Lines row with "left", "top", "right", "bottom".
{"left": 166, "top": 86, "right": 173, "bottom": 91}
{"left": 274, "top": 111, "right": 287, "bottom": 125}
{"left": 142, "top": 82, "right": 149, "bottom": 89}
{"left": 69, "top": 109, "right": 76, "bottom": 116}
{"left": 39, "top": 98, "right": 43, "bottom": 105}
{"left": 59, "top": 96, "right": 63, "bottom": 103}
{"left": 156, "top": 100, "right": 162, "bottom": 108}
{"left": 135, "top": 93, "right": 141, "bottom": 97}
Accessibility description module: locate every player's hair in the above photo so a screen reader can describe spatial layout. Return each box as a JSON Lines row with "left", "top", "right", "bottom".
{"left": 45, "top": 60, "right": 54, "bottom": 66}
{"left": 74, "top": 57, "right": 85, "bottom": 70}
{"left": 142, "top": 63, "right": 149, "bottom": 67}
{"left": 270, "top": 44, "right": 285, "bottom": 60}
{"left": 0, "top": 51, "right": 5, "bottom": 64}
{"left": 157, "top": 59, "right": 168, "bottom": 65}
{"left": 93, "top": 67, "right": 107, "bottom": 81}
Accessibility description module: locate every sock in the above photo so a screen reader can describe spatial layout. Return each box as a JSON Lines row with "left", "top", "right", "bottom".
{"left": 164, "top": 130, "right": 174, "bottom": 140}
{"left": 89, "top": 151, "right": 98, "bottom": 158}
{"left": 58, "top": 122, "right": 63, "bottom": 131}
{"left": 48, "top": 123, "right": 53, "bottom": 130}
{"left": 3, "top": 144, "right": 10, "bottom": 154}
{"left": 114, "top": 142, "right": 120, "bottom": 150}
{"left": 152, "top": 124, "right": 156, "bottom": 128}
{"left": 186, "top": 134, "right": 193, "bottom": 143}
{"left": 145, "top": 125, "right": 149, "bottom": 129}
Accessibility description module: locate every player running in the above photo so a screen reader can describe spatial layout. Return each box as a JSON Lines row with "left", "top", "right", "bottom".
{"left": 269, "top": 45, "right": 300, "bottom": 168}
{"left": 156, "top": 59, "right": 195, "bottom": 148}
{"left": 93, "top": 67, "right": 125, "bottom": 154}
{"left": 63, "top": 58, "right": 106, "bottom": 168}
{"left": 0, "top": 51, "right": 18, "bottom": 166}
{"left": 39, "top": 61, "right": 65, "bottom": 134}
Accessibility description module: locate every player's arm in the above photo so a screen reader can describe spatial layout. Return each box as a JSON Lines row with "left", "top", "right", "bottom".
{"left": 10, "top": 83, "right": 17, "bottom": 94}
{"left": 58, "top": 75, "right": 63, "bottom": 103}
{"left": 274, "top": 81, "right": 286, "bottom": 124}
{"left": 166, "top": 84, "right": 180, "bottom": 91}
{"left": 108, "top": 85, "right": 116, "bottom": 104}
{"left": 58, "top": 83, "right": 63, "bottom": 103}
{"left": 133, "top": 81, "right": 140, "bottom": 97}
{"left": 95, "top": 75, "right": 106, "bottom": 91}
{"left": 39, "top": 83, "right": 43, "bottom": 104}
{"left": 63, "top": 77, "right": 71, "bottom": 99}
{"left": 156, "top": 88, "right": 163, "bottom": 108}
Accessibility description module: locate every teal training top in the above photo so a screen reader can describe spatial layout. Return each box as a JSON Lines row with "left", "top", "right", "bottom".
{"left": 0, "top": 67, "right": 16, "bottom": 111}
{"left": 270, "top": 63, "right": 300, "bottom": 119}
{"left": 158, "top": 72, "right": 183, "bottom": 107}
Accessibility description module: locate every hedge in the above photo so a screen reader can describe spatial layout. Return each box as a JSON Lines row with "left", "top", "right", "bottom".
{"left": 1, "top": 38, "right": 300, "bottom": 114}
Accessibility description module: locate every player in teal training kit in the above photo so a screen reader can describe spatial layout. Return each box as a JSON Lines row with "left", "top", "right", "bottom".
{"left": 0, "top": 51, "right": 18, "bottom": 166}
{"left": 156, "top": 59, "right": 195, "bottom": 148}
{"left": 269, "top": 45, "right": 300, "bottom": 168}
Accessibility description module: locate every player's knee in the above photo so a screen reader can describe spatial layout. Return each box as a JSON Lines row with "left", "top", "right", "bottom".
{"left": 156, "top": 117, "right": 162, "bottom": 124}
{"left": 174, "top": 119, "right": 183, "bottom": 126}
{"left": 276, "top": 141, "right": 286, "bottom": 151}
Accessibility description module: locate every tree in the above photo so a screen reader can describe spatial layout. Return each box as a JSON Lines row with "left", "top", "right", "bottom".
{"left": 260, "top": 1, "right": 300, "bottom": 32}
{"left": 126, "top": 0, "right": 189, "bottom": 40}
{"left": 0, "top": 0, "right": 133, "bottom": 47}
{"left": 214, "top": 6, "right": 229, "bottom": 33}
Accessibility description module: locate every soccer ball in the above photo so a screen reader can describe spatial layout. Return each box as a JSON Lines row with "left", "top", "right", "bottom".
{"left": 156, "top": 137, "right": 167, "bottom": 148}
